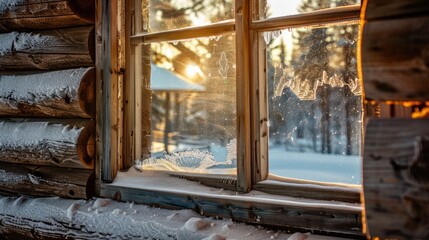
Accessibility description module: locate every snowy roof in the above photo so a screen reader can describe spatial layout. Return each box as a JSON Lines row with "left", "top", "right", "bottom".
{"left": 151, "top": 64, "right": 205, "bottom": 92}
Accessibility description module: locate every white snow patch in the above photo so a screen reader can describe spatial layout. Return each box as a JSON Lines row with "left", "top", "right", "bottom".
{"left": 93, "top": 198, "right": 110, "bottom": 208}
{"left": 0, "top": 68, "right": 90, "bottom": 107}
{"left": 28, "top": 174, "right": 40, "bottom": 185}
{"left": 202, "top": 233, "right": 226, "bottom": 240}
{"left": 0, "top": 195, "right": 349, "bottom": 240}
{"left": 184, "top": 217, "right": 209, "bottom": 232}
{"left": 66, "top": 203, "right": 80, "bottom": 221}
{"left": 0, "top": 31, "right": 56, "bottom": 56}
{"left": 0, "top": 0, "right": 24, "bottom": 13}
{"left": 111, "top": 208, "right": 123, "bottom": 215}
{"left": 287, "top": 232, "right": 310, "bottom": 240}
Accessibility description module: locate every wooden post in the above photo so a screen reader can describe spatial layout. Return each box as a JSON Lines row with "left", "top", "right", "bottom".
{"left": 0, "top": 0, "right": 95, "bottom": 32}
{"left": 96, "top": 0, "right": 120, "bottom": 183}
{"left": 0, "top": 68, "right": 95, "bottom": 118}
{"left": 0, "top": 119, "right": 94, "bottom": 169}
{"left": 0, "top": 26, "right": 95, "bottom": 71}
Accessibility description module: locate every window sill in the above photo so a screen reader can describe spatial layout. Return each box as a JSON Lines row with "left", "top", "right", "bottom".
{"left": 100, "top": 168, "right": 364, "bottom": 238}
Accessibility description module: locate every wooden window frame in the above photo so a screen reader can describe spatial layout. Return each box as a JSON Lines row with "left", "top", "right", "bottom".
{"left": 98, "top": 0, "right": 364, "bottom": 237}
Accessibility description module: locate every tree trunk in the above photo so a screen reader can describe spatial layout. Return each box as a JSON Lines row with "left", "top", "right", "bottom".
{"left": 0, "top": 119, "right": 94, "bottom": 169}
{"left": 0, "top": 68, "right": 94, "bottom": 118}
{"left": 0, "top": 163, "right": 94, "bottom": 199}
{"left": 0, "top": 26, "right": 95, "bottom": 71}
{"left": 0, "top": 0, "right": 95, "bottom": 32}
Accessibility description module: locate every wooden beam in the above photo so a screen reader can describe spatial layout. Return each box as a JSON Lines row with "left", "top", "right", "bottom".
{"left": 0, "top": 68, "right": 95, "bottom": 118}
{"left": 364, "top": 0, "right": 429, "bottom": 20}
{"left": 0, "top": 26, "right": 95, "bottom": 71}
{"left": 96, "top": 0, "right": 119, "bottom": 183}
{"left": 363, "top": 118, "right": 429, "bottom": 239}
{"left": 235, "top": 0, "right": 252, "bottom": 192}
{"left": 0, "top": 119, "right": 94, "bottom": 169}
{"left": 361, "top": 16, "right": 429, "bottom": 101}
{"left": 0, "top": 163, "right": 94, "bottom": 199}
{"left": 101, "top": 184, "right": 363, "bottom": 237}
{"left": 0, "top": 0, "right": 94, "bottom": 32}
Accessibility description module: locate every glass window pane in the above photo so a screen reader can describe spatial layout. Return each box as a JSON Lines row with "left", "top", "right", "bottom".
{"left": 257, "top": 0, "right": 361, "bottom": 20}
{"left": 266, "top": 24, "right": 362, "bottom": 184}
{"left": 141, "top": 0, "right": 234, "bottom": 33}
{"left": 136, "top": 34, "right": 237, "bottom": 175}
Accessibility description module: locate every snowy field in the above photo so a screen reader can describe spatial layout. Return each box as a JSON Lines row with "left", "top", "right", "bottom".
{"left": 146, "top": 142, "right": 361, "bottom": 185}
{"left": 0, "top": 194, "right": 353, "bottom": 240}
{"left": 269, "top": 147, "right": 361, "bottom": 185}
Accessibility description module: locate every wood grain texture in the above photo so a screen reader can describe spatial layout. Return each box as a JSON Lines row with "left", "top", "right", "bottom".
{"left": 0, "top": 26, "right": 95, "bottom": 71}
{"left": 0, "top": 163, "right": 94, "bottom": 199}
{"left": 364, "top": 0, "right": 429, "bottom": 20}
{"left": 361, "top": 16, "right": 429, "bottom": 101}
{"left": 0, "top": 68, "right": 95, "bottom": 118}
{"left": 96, "top": 0, "right": 119, "bottom": 183}
{"left": 0, "top": 119, "right": 94, "bottom": 169}
{"left": 254, "top": 181, "right": 361, "bottom": 203}
{"left": 363, "top": 118, "right": 429, "bottom": 239}
{"left": 0, "top": 0, "right": 94, "bottom": 32}
{"left": 101, "top": 184, "right": 363, "bottom": 237}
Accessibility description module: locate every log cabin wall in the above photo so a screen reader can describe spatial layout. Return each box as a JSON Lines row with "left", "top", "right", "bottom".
{"left": 361, "top": 0, "right": 429, "bottom": 239}
{"left": 0, "top": 0, "right": 96, "bottom": 199}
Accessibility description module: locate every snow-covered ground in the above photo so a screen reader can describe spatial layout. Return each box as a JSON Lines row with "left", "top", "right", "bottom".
{"left": 269, "top": 147, "right": 361, "bottom": 185}
{"left": 0, "top": 195, "right": 352, "bottom": 240}
{"left": 144, "top": 142, "right": 361, "bottom": 185}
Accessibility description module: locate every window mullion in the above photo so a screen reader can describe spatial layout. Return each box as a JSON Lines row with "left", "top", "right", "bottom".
{"left": 235, "top": 0, "right": 252, "bottom": 192}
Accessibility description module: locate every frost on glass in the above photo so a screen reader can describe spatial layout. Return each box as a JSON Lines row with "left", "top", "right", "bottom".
{"left": 257, "top": 0, "right": 361, "bottom": 20}
{"left": 142, "top": 0, "right": 234, "bottom": 33}
{"left": 266, "top": 24, "right": 362, "bottom": 184}
{"left": 136, "top": 34, "right": 237, "bottom": 175}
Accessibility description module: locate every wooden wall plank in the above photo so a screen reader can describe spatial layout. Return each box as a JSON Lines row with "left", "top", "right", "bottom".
{"left": 0, "top": 119, "right": 94, "bottom": 169}
{"left": 0, "top": 163, "right": 94, "bottom": 199}
{"left": 361, "top": 16, "right": 429, "bottom": 101}
{"left": 96, "top": 0, "right": 119, "bottom": 183}
{"left": 0, "top": 0, "right": 94, "bottom": 32}
{"left": 0, "top": 68, "right": 94, "bottom": 118}
{"left": 0, "top": 26, "right": 94, "bottom": 71}
{"left": 101, "top": 184, "right": 363, "bottom": 237}
{"left": 364, "top": 0, "right": 429, "bottom": 20}
{"left": 363, "top": 118, "right": 429, "bottom": 239}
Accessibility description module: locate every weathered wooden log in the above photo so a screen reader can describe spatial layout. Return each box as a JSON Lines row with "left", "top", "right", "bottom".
{"left": 0, "top": 0, "right": 94, "bottom": 32}
{"left": 102, "top": 184, "right": 363, "bottom": 237}
{"left": 363, "top": 118, "right": 429, "bottom": 239}
{"left": 0, "top": 119, "right": 94, "bottom": 169}
{"left": 0, "top": 68, "right": 95, "bottom": 118}
{"left": 364, "top": 0, "right": 429, "bottom": 20}
{"left": 361, "top": 16, "right": 429, "bottom": 101}
{"left": 0, "top": 163, "right": 94, "bottom": 199}
{"left": 0, "top": 26, "right": 95, "bottom": 71}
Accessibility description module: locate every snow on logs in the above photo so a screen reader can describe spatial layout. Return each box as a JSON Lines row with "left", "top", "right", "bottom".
{"left": 0, "top": 163, "right": 94, "bottom": 199}
{"left": 0, "top": 68, "right": 95, "bottom": 118}
{"left": 0, "top": 0, "right": 95, "bottom": 32}
{"left": 0, "top": 119, "right": 94, "bottom": 169}
{"left": 0, "top": 26, "right": 95, "bottom": 71}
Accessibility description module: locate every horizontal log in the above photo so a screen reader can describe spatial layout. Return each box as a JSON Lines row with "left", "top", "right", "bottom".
{"left": 101, "top": 184, "right": 363, "bottom": 237}
{"left": 0, "top": 119, "right": 94, "bottom": 169}
{"left": 0, "top": 26, "right": 95, "bottom": 71}
{"left": 0, "top": 163, "right": 94, "bottom": 199}
{"left": 361, "top": 16, "right": 429, "bottom": 101}
{"left": 363, "top": 118, "right": 429, "bottom": 239}
{"left": 0, "top": 68, "right": 94, "bottom": 118}
{"left": 0, "top": 0, "right": 94, "bottom": 32}
{"left": 364, "top": 0, "right": 429, "bottom": 20}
